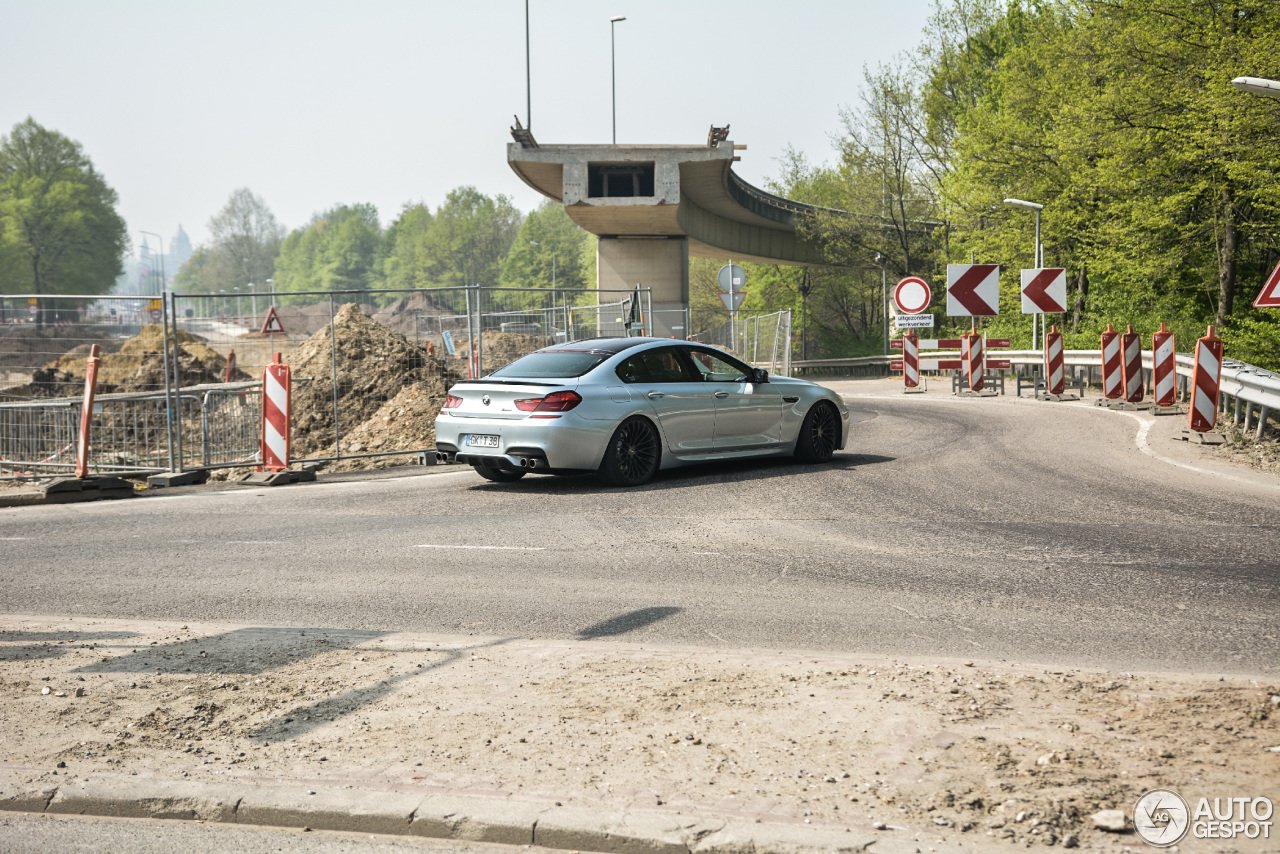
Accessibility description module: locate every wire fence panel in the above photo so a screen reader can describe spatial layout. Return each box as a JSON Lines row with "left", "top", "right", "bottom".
{"left": 690, "top": 309, "right": 793, "bottom": 376}
{"left": 3, "top": 286, "right": 657, "bottom": 478}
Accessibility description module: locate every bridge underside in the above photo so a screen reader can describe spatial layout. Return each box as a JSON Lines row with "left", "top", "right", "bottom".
{"left": 508, "top": 139, "right": 827, "bottom": 336}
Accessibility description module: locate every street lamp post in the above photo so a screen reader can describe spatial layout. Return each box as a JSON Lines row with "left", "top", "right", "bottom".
{"left": 1003, "top": 198, "right": 1044, "bottom": 350}
{"left": 247, "top": 282, "right": 258, "bottom": 321}
{"left": 1232, "top": 76, "right": 1280, "bottom": 98}
{"left": 139, "top": 230, "right": 166, "bottom": 296}
{"left": 610, "top": 16, "right": 626, "bottom": 144}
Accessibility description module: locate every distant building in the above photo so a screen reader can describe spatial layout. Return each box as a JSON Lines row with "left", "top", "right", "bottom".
{"left": 169, "top": 225, "right": 193, "bottom": 273}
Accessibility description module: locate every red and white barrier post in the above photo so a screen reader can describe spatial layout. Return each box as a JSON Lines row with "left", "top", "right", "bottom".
{"left": 1189, "top": 326, "right": 1224, "bottom": 433}
{"left": 903, "top": 331, "right": 920, "bottom": 389}
{"left": 964, "top": 328, "right": 985, "bottom": 392}
{"left": 75, "top": 344, "right": 101, "bottom": 478}
{"left": 260, "top": 352, "right": 291, "bottom": 472}
{"left": 224, "top": 348, "right": 237, "bottom": 383}
{"left": 1044, "top": 325, "right": 1065, "bottom": 396}
{"left": 1100, "top": 324, "right": 1122, "bottom": 400}
{"left": 1121, "top": 325, "right": 1144, "bottom": 404}
{"left": 1152, "top": 322, "right": 1176, "bottom": 408}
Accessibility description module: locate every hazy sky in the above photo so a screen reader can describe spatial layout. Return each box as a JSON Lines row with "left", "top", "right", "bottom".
{"left": 3, "top": 1, "right": 936, "bottom": 259}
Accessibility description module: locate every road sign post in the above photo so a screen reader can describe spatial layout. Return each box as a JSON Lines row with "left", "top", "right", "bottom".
{"left": 718, "top": 264, "right": 746, "bottom": 352}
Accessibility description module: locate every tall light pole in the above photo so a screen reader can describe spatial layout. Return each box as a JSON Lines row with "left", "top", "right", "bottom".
{"left": 525, "top": 0, "right": 532, "bottom": 129}
{"left": 610, "top": 16, "right": 626, "bottom": 144}
{"left": 140, "top": 230, "right": 166, "bottom": 296}
{"left": 247, "top": 282, "right": 258, "bottom": 319}
{"left": 1003, "top": 198, "right": 1043, "bottom": 349}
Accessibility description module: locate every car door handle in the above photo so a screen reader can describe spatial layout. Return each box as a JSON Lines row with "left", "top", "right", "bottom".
{"left": 647, "top": 391, "right": 665, "bottom": 399}
{"left": 713, "top": 390, "right": 729, "bottom": 399}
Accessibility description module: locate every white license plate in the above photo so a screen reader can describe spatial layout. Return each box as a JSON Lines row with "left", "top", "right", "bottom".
{"left": 465, "top": 434, "right": 500, "bottom": 448}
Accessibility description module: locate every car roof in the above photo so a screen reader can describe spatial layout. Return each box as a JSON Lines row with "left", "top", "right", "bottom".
{"left": 539, "top": 337, "right": 670, "bottom": 355}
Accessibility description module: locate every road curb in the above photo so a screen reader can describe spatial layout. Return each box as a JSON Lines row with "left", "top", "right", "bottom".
{"left": 0, "top": 771, "right": 989, "bottom": 853}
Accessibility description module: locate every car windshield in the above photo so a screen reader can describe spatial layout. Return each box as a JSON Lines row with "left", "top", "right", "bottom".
{"left": 488, "top": 350, "right": 609, "bottom": 379}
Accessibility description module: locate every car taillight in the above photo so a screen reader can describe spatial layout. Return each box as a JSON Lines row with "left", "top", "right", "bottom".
{"left": 443, "top": 394, "right": 463, "bottom": 409}
{"left": 514, "top": 390, "right": 583, "bottom": 414}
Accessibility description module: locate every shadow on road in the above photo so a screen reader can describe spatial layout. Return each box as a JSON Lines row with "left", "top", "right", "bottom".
{"left": 577, "top": 607, "right": 682, "bottom": 640}
{"left": 468, "top": 451, "right": 896, "bottom": 494}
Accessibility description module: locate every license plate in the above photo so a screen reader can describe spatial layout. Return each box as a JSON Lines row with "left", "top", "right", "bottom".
{"left": 465, "top": 434, "right": 500, "bottom": 448}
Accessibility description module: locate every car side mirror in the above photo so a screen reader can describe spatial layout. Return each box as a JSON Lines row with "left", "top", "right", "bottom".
{"left": 751, "top": 368, "right": 769, "bottom": 384}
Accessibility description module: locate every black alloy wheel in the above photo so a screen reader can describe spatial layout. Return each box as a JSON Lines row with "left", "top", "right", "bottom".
{"left": 598, "top": 417, "right": 661, "bottom": 486}
{"left": 794, "top": 402, "right": 838, "bottom": 463}
{"left": 473, "top": 460, "right": 527, "bottom": 482}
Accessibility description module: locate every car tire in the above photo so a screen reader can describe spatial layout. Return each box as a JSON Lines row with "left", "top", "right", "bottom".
{"left": 598, "top": 416, "right": 661, "bottom": 486}
{"left": 794, "top": 402, "right": 839, "bottom": 463}
{"left": 472, "top": 460, "right": 527, "bottom": 482}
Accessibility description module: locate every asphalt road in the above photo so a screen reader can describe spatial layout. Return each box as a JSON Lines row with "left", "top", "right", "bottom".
{"left": 3, "top": 380, "right": 1278, "bottom": 675}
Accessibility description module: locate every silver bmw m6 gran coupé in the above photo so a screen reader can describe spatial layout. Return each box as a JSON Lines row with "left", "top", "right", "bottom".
{"left": 434, "top": 337, "right": 849, "bottom": 486}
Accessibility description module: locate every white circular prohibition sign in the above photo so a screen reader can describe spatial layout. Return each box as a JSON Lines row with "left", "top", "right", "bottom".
{"left": 894, "top": 277, "right": 932, "bottom": 315}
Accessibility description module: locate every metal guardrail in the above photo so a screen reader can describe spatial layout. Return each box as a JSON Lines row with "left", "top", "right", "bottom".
{"left": 793, "top": 348, "right": 1280, "bottom": 435}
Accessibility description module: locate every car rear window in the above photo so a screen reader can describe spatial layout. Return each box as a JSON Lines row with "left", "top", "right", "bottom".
{"left": 489, "top": 351, "right": 609, "bottom": 378}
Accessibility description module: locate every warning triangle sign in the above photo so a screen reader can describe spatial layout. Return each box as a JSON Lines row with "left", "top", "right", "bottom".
{"left": 260, "top": 305, "right": 287, "bottom": 335}
{"left": 1254, "top": 260, "right": 1280, "bottom": 309}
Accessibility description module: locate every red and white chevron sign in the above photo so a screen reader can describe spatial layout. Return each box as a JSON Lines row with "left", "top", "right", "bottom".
{"left": 1100, "top": 324, "right": 1123, "bottom": 400}
{"left": 1044, "top": 326, "right": 1065, "bottom": 395}
{"left": 1021, "top": 268, "right": 1068, "bottom": 314}
{"left": 1152, "top": 323, "right": 1176, "bottom": 407}
{"left": 260, "top": 353, "right": 291, "bottom": 472}
{"left": 947, "top": 264, "right": 1000, "bottom": 316}
{"left": 1189, "top": 326, "right": 1224, "bottom": 433}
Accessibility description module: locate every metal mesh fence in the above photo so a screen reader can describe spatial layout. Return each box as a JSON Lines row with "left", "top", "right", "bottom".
{"left": 0, "top": 286, "right": 655, "bottom": 479}
{"left": 689, "top": 309, "right": 793, "bottom": 376}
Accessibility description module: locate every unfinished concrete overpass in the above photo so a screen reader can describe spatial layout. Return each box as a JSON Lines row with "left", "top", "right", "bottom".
{"left": 508, "top": 125, "right": 826, "bottom": 336}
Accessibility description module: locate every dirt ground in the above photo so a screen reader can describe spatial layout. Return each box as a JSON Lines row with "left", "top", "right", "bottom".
{"left": 1213, "top": 426, "right": 1280, "bottom": 477}
{"left": 1, "top": 616, "right": 1276, "bottom": 851}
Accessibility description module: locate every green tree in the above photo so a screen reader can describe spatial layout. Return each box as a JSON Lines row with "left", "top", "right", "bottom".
{"left": 273, "top": 203, "right": 381, "bottom": 299}
{"left": 499, "top": 199, "right": 591, "bottom": 291}
{"left": 177, "top": 188, "right": 284, "bottom": 296}
{"left": 375, "top": 203, "right": 434, "bottom": 290}
{"left": 424, "top": 186, "right": 521, "bottom": 288}
{"left": 0, "top": 118, "right": 128, "bottom": 303}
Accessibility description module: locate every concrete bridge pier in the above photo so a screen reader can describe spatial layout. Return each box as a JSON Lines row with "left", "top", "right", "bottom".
{"left": 597, "top": 236, "right": 688, "bottom": 339}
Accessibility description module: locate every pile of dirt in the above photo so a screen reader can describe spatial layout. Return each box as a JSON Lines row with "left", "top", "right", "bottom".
{"left": 444, "top": 330, "right": 545, "bottom": 376}
{"left": 289, "top": 303, "right": 453, "bottom": 459}
{"left": 1215, "top": 425, "right": 1280, "bottom": 475}
{"left": 317, "top": 381, "right": 448, "bottom": 472}
{"left": 0, "top": 326, "right": 118, "bottom": 373}
{"left": 370, "top": 292, "right": 453, "bottom": 337}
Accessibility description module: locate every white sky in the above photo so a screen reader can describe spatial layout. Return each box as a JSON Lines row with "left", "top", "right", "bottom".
{"left": 2, "top": 1, "right": 935, "bottom": 257}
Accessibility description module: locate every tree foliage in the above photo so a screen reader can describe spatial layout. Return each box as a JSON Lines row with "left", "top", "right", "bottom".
{"left": 273, "top": 203, "right": 381, "bottom": 300}
{"left": 778, "top": 0, "right": 1280, "bottom": 367}
{"left": 0, "top": 117, "right": 128, "bottom": 299}
{"left": 176, "top": 188, "right": 285, "bottom": 296}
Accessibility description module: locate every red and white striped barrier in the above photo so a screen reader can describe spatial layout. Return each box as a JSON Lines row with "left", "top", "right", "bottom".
{"left": 1044, "top": 325, "right": 1065, "bottom": 395}
{"left": 902, "top": 331, "right": 920, "bottom": 389}
{"left": 260, "top": 352, "right": 291, "bottom": 472}
{"left": 1152, "top": 323, "right": 1176, "bottom": 407}
{"left": 964, "top": 330, "right": 985, "bottom": 392}
{"left": 1189, "top": 326, "right": 1223, "bottom": 433}
{"left": 225, "top": 348, "right": 237, "bottom": 383}
{"left": 1100, "top": 324, "right": 1122, "bottom": 400}
{"left": 1121, "top": 325, "right": 1144, "bottom": 403}
{"left": 75, "top": 344, "right": 102, "bottom": 478}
